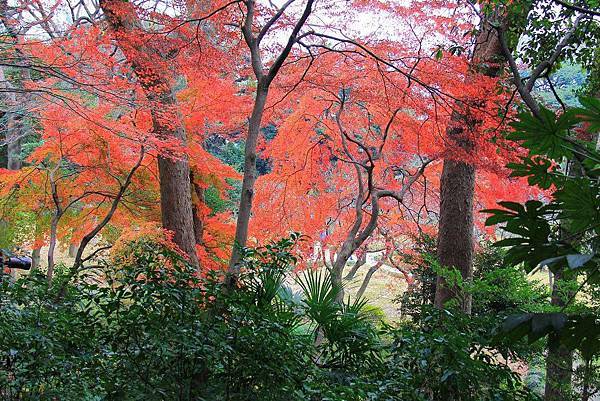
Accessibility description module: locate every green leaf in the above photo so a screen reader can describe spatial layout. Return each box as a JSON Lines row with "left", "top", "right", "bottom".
{"left": 508, "top": 107, "right": 577, "bottom": 159}
{"left": 556, "top": 178, "right": 600, "bottom": 234}
{"left": 575, "top": 96, "right": 600, "bottom": 133}
{"left": 507, "top": 156, "right": 558, "bottom": 189}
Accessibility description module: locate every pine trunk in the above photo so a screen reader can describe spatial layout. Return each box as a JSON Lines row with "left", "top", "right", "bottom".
{"left": 434, "top": 156, "right": 476, "bottom": 313}
{"left": 544, "top": 271, "right": 574, "bottom": 400}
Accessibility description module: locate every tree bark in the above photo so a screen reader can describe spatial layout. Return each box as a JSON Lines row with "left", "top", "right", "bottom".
{"left": 0, "top": 0, "right": 26, "bottom": 173}
{"left": 68, "top": 243, "right": 78, "bottom": 258}
{"left": 434, "top": 155, "right": 476, "bottom": 313}
{"left": 544, "top": 271, "right": 574, "bottom": 401}
{"left": 100, "top": 0, "right": 199, "bottom": 267}
{"left": 229, "top": 86, "right": 268, "bottom": 272}
{"left": 31, "top": 248, "right": 40, "bottom": 270}
{"left": 47, "top": 213, "right": 58, "bottom": 282}
{"left": 227, "top": 0, "right": 315, "bottom": 279}
{"left": 344, "top": 252, "right": 367, "bottom": 280}
{"left": 543, "top": 151, "right": 583, "bottom": 401}
{"left": 190, "top": 171, "right": 205, "bottom": 245}
{"left": 356, "top": 264, "right": 381, "bottom": 300}
{"left": 434, "top": 17, "right": 506, "bottom": 314}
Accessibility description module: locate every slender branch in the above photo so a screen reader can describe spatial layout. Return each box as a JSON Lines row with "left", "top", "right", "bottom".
{"left": 551, "top": 0, "right": 600, "bottom": 17}
{"left": 257, "top": 0, "right": 295, "bottom": 45}
{"left": 265, "top": 0, "right": 314, "bottom": 85}
{"left": 71, "top": 145, "right": 145, "bottom": 273}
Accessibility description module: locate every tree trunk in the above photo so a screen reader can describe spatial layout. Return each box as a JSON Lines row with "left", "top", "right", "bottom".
{"left": 434, "top": 17, "right": 506, "bottom": 314}
{"left": 229, "top": 86, "right": 268, "bottom": 272}
{"left": 6, "top": 120, "right": 21, "bottom": 170}
{"left": 356, "top": 264, "right": 379, "bottom": 299}
{"left": 344, "top": 252, "right": 367, "bottom": 280}
{"left": 331, "top": 241, "right": 359, "bottom": 303}
{"left": 100, "top": 0, "right": 199, "bottom": 267}
{"left": 544, "top": 160, "right": 582, "bottom": 401}
{"left": 190, "top": 171, "right": 205, "bottom": 245}
{"left": 0, "top": 1, "right": 25, "bottom": 173}
{"left": 68, "top": 243, "right": 78, "bottom": 258}
{"left": 47, "top": 214, "right": 58, "bottom": 283}
{"left": 31, "top": 248, "right": 40, "bottom": 270}
{"left": 544, "top": 271, "right": 574, "bottom": 401}
{"left": 434, "top": 155, "right": 476, "bottom": 313}
{"left": 157, "top": 154, "right": 198, "bottom": 266}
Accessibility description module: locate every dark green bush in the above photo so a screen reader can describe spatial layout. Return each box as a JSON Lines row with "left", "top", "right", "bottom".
{"left": 0, "top": 235, "right": 380, "bottom": 401}
{"left": 0, "top": 235, "right": 552, "bottom": 401}
{"left": 371, "top": 307, "right": 541, "bottom": 401}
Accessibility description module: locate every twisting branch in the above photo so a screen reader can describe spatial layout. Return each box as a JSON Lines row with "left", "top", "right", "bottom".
{"left": 496, "top": 13, "right": 587, "bottom": 119}
{"left": 71, "top": 146, "right": 146, "bottom": 274}
{"left": 257, "top": 0, "right": 296, "bottom": 45}
{"left": 525, "top": 15, "right": 584, "bottom": 93}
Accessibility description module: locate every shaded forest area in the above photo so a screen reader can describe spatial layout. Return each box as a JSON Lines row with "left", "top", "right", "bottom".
{"left": 0, "top": 0, "right": 599, "bottom": 400}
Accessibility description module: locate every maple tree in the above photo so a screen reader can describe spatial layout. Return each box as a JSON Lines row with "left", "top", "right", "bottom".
{"left": 0, "top": 0, "right": 247, "bottom": 279}
{"left": 249, "top": 39, "right": 537, "bottom": 298}
{"left": 0, "top": 0, "right": 541, "bottom": 288}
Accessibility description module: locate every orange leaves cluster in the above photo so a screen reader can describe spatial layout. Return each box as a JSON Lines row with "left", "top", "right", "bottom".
{"left": 250, "top": 38, "right": 536, "bottom": 258}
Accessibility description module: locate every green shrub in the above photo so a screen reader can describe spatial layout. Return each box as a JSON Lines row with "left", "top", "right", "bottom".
{"left": 371, "top": 307, "right": 541, "bottom": 401}
{"left": 0, "top": 235, "right": 380, "bottom": 401}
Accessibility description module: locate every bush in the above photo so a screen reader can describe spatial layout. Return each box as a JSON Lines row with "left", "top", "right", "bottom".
{"left": 0, "top": 235, "right": 552, "bottom": 401}
{"left": 0, "top": 235, "right": 380, "bottom": 401}
{"left": 371, "top": 307, "right": 541, "bottom": 401}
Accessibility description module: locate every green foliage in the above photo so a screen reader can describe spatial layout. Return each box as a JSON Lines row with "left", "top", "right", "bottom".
{"left": 296, "top": 268, "right": 383, "bottom": 372}
{"left": 507, "top": 106, "right": 577, "bottom": 159}
{"left": 0, "top": 235, "right": 381, "bottom": 401}
{"left": 485, "top": 98, "right": 600, "bottom": 360}
{"left": 1, "top": 233, "right": 548, "bottom": 401}
{"left": 506, "top": 156, "right": 557, "bottom": 189}
{"left": 204, "top": 185, "right": 229, "bottom": 214}
{"left": 471, "top": 243, "right": 549, "bottom": 317}
{"left": 371, "top": 308, "right": 540, "bottom": 401}
{"left": 534, "top": 63, "right": 588, "bottom": 108}
{"left": 397, "top": 234, "right": 437, "bottom": 320}
{"left": 500, "top": 314, "right": 600, "bottom": 360}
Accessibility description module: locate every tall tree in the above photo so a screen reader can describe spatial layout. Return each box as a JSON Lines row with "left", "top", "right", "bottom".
{"left": 493, "top": 3, "right": 597, "bottom": 399}
{"left": 99, "top": 0, "right": 199, "bottom": 266}
{"left": 434, "top": 10, "right": 510, "bottom": 313}
{"left": 227, "top": 0, "right": 316, "bottom": 277}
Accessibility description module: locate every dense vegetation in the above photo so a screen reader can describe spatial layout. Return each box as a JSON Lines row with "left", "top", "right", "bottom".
{"left": 0, "top": 236, "right": 550, "bottom": 401}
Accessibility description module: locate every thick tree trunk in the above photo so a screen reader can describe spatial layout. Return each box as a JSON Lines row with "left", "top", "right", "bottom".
{"left": 229, "top": 86, "right": 268, "bottom": 272}
{"left": 434, "top": 156, "right": 476, "bottom": 313}
{"left": 157, "top": 153, "right": 198, "bottom": 265}
{"left": 332, "top": 241, "right": 360, "bottom": 303}
{"left": 434, "top": 18, "right": 505, "bottom": 314}
{"left": 100, "top": 0, "right": 199, "bottom": 267}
